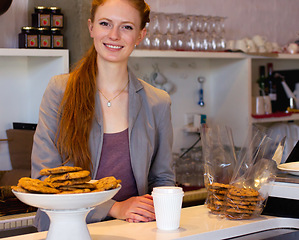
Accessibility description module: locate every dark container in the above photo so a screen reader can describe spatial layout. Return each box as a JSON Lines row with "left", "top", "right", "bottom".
{"left": 38, "top": 28, "right": 51, "bottom": 49}
{"left": 49, "top": 7, "right": 64, "bottom": 28}
{"left": 32, "top": 6, "right": 51, "bottom": 28}
{"left": 18, "top": 27, "right": 38, "bottom": 48}
{"left": 51, "top": 28, "right": 64, "bottom": 48}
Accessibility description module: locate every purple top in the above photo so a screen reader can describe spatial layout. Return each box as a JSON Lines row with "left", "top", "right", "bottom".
{"left": 96, "top": 128, "right": 138, "bottom": 201}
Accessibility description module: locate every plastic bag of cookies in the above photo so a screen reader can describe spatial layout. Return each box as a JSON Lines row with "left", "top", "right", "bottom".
{"left": 202, "top": 125, "right": 284, "bottom": 220}
{"left": 201, "top": 125, "right": 237, "bottom": 214}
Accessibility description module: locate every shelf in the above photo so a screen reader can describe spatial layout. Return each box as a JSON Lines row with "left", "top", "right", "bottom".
{"left": 131, "top": 49, "right": 245, "bottom": 59}
{"left": 132, "top": 49, "right": 299, "bottom": 60}
{"left": 0, "top": 48, "right": 69, "bottom": 57}
{"left": 252, "top": 114, "right": 299, "bottom": 123}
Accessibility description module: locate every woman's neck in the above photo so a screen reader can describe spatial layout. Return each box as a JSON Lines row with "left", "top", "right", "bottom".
{"left": 97, "top": 60, "right": 129, "bottom": 93}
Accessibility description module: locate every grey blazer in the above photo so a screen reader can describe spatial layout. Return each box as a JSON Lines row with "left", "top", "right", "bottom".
{"left": 31, "top": 69, "right": 175, "bottom": 231}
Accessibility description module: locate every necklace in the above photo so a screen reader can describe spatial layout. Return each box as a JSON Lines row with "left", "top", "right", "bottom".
{"left": 98, "top": 80, "right": 129, "bottom": 107}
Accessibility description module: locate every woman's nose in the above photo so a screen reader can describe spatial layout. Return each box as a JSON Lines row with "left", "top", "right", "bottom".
{"left": 109, "top": 27, "right": 120, "bottom": 40}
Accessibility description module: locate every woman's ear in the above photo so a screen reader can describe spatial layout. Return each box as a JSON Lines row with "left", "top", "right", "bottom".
{"left": 88, "top": 19, "right": 94, "bottom": 38}
{"left": 135, "top": 28, "right": 147, "bottom": 46}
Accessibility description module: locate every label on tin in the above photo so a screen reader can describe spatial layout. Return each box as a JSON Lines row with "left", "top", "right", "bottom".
{"left": 40, "top": 14, "right": 50, "bottom": 27}
{"left": 52, "top": 15, "right": 63, "bottom": 28}
{"left": 27, "top": 35, "right": 38, "bottom": 48}
{"left": 53, "top": 35, "right": 63, "bottom": 48}
{"left": 40, "top": 35, "right": 51, "bottom": 48}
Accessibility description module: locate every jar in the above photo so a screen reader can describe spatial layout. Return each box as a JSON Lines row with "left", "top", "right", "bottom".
{"left": 18, "top": 27, "right": 38, "bottom": 48}
{"left": 32, "top": 6, "right": 51, "bottom": 28}
{"left": 51, "top": 28, "right": 64, "bottom": 48}
{"left": 50, "top": 7, "right": 64, "bottom": 28}
{"left": 38, "top": 28, "right": 51, "bottom": 49}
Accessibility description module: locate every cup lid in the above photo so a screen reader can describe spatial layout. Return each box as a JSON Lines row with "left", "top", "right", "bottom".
{"left": 152, "top": 186, "right": 183, "bottom": 194}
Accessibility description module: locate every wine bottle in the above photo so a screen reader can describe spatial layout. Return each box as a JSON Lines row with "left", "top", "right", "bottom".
{"left": 257, "top": 66, "right": 267, "bottom": 96}
{"left": 266, "top": 63, "right": 277, "bottom": 112}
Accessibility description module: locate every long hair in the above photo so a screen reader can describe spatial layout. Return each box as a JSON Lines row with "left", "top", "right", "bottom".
{"left": 56, "top": 0, "right": 150, "bottom": 171}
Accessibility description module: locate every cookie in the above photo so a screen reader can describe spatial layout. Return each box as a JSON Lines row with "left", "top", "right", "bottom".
{"left": 18, "top": 177, "right": 60, "bottom": 194}
{"left": 227, "top": 193, "right": 261, "bottom": 202}
{"left": 228, "top": 186, "right": 259, "bottom": 198}
{"left": 58, "top": 188, "right": 91, "bottom": 194}
{"left": 226, "top": 207, "right": 254, "bottom": 214}
{"left": 94, "top": 176, "right": 121, "bottom": 191}
{"left": 226, "top": 198, "right": 259, "bottom": 206}
{"left": 58, "top": 183, "right": 96, "bottom": 191}
{"left": 227, "top": 202, "right": 259, "bottom": 211}
{"left": 44, "top": 170, "right": 90, "bottom": 182}
{"left": 40, "top": 166, "right": 83, "bottom": 176}
{"left": 11, "top": 185, "right": 29, "bottom": 193}
{"left": 208, "top": 188, "right": 228, "bottom": 195}
{"left": 225, "top": 213, "right": 253, "bottom": 220}
{"left": 208, "top": 182, "right": 232, "bottom": 190}
{"left": 47, "top": 176, "right": 91, "bottom": 188}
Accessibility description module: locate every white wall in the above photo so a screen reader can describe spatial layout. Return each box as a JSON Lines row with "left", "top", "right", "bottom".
{"left": 1, "top": 0, "right": 299, "bottom": 155}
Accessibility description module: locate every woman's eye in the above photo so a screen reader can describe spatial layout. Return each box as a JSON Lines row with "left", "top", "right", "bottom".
{"left": 123, "top": 25, "right": 133, "bottom": 30}
{"left": 99, "top": 21, "right": 109, "bottom": 27}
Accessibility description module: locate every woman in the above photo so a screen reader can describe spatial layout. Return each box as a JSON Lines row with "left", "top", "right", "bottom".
{"left": 31, "top": 0, "right": 175, "bottom": 231}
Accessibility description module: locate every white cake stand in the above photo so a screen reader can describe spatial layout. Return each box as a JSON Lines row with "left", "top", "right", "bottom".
{"left": 12, "top": 185, "right": 121, "bottom": 240}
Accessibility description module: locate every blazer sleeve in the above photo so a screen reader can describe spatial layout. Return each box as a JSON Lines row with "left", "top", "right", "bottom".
{"left": 148, "top": 93, "right": 176, "bottom": 191}
{"left": 31, "top": 75, "right": 67, "bottom": 180}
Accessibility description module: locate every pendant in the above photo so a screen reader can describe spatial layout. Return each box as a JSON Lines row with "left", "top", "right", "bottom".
{"left": 107, "top": 101, "right": 111, "bottom": 107}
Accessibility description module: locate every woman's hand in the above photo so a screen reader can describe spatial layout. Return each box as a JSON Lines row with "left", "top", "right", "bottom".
{"left": 108, "top": 194, "right": 155, "bottom": 223}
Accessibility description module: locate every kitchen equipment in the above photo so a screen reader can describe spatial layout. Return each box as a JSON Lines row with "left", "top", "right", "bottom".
{"left": 273, "top": 69, "right": 299, "bottom": 111}
{"left": 12, "top": 184, "right": 121, "bottom": 240}
{"left": 275, "top": 73, "right": 299, "bottom": 109}
{"left": 197, "top": 77, "right": 205, "bottom": 106}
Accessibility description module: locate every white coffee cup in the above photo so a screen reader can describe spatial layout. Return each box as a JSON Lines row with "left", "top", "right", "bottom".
{"left": 272, "top": 42, "right": 281, "bottom": 52}
{"left": 226, "top": 40, "right": 235, "bottom": 50}
{"left": 152, "top": 186, "right": 184, "bottom": 231}
{"left": 253, "top": 96, "right": 265, "bottom": 115}
{"left": 263, "top": 96, "right": 272, "bottom": 114}
{"left": 265, "top": 41, "right": 273, "bottom": 53}
{"left": 246, "top": 39, "right": 257, "bottom": 53}
{"left": 253, "top": 35, "right": 266, "bottom": 47}
{"left": 258, "top": 45, "right": 267, "bottom": 53}
{"left": 286, "top": 43, "right": 298, "bottom": 54}
{"left": 235, "top": 39, "right": 247, "bottom": 52}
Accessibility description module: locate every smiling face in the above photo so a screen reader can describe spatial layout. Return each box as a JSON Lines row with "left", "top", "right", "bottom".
{"left": 88, "top": 0, "right": 146, "bottom": 64}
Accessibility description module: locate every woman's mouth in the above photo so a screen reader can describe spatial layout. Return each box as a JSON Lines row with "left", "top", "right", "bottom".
{"left": 104, "top": 43, "right": 123, "bottom": 50}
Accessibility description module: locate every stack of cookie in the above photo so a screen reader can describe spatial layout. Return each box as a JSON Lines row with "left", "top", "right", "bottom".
{"left": 42, "top": 166, "right": 94, "bottom": 194}
{"left": 206, "top": 182, "right": 232, "bottom": 214}
{"left": 206, "top": 182, "right": 264, "bottom": 219}
{"left": 12, "top": 166, "right": 121, "bottom": 194}
{"left": 225, "top": 186, "right": 263, "bottom": 220}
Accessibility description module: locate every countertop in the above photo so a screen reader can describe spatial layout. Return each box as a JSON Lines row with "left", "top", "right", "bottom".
{"left": 2, "top": 205, "right": 299, "bottom": 240}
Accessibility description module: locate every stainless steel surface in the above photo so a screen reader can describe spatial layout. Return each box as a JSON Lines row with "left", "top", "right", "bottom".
{"left": 226, "top": 228, "right": 299, "bottom": 240}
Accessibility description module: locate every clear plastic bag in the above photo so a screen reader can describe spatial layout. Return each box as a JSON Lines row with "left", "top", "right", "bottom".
{"left": 201, "top": 125, "right": 237, "bottom": 214}
{"left": 201, "top": 125, "right": 284, "bottom": 219}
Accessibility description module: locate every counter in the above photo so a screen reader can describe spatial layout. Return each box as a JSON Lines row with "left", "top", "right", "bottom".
{"left": 2, "top": 205, "right": 299, "bottom": 240}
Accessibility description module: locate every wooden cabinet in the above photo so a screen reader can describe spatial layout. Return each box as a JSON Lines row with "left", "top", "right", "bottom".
{"left": 0, "top": 48, "right": 69, "bottom": 170}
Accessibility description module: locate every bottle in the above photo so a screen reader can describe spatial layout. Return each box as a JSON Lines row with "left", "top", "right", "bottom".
{"left": 266, "top": 63, "right": 277, "bottom": 112}
{"left": 257, "top": 66, "right": 266, "bottom": 96}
